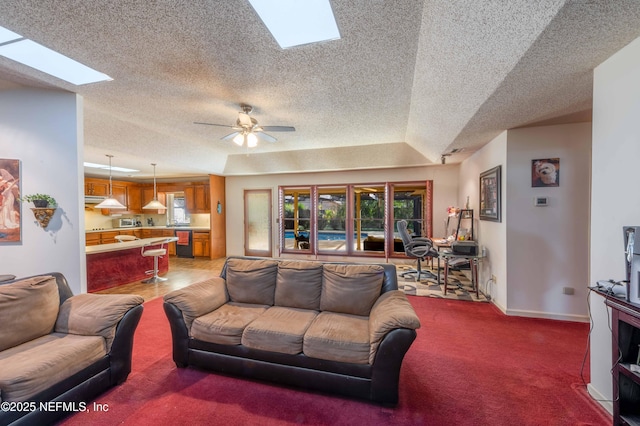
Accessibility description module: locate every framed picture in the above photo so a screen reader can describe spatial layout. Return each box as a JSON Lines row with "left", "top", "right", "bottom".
{"left": 532, "top": 158, "right": 559, "bottom": 187}
{"left": 0, "top": 159, "right": 21, "bottom": 243}
{"left": 479, "top": 165, "right": 501, "bottom": 222}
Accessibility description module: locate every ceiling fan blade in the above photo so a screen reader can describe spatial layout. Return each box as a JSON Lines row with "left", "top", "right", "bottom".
{"left": 194, "top": 122, "right": 234, "bottom": 128}
{"left": 221, "top": 131, "right": 240, "bottom": 140}
{"left": 260, "top": 126, "right": 295, "bottom": 132}
{"left": 255, "top": 131, "right": 277, "bottom": 143}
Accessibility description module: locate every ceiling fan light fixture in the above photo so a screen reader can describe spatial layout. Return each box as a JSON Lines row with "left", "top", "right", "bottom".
{"left": 233, "top": 133, "right": 244, "bottom": 146}
{"left": 247, "top": 133, "right": 258, "bottom": 148}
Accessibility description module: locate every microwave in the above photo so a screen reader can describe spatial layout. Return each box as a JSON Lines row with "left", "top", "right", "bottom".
{"left": 113, "top": 218, "right": 136, "bottom": 228}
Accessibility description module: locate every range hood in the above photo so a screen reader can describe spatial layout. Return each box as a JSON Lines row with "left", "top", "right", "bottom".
{"left": 84, "top": 195, "right": 107, "bottom": 204}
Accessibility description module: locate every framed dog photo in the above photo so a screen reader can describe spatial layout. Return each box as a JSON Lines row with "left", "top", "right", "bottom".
{"left": 532, "top": 158, "right": 559, "bottom": 187}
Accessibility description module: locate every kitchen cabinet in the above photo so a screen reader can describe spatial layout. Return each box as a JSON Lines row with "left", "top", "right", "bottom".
{"left": 85, "top": 180, "right": 109, "bottom": 196}
{"left": 127, "top": 186, "right": 143, "bottom": 213}
{"left": 193, "top": 231, "right": 210, "bottom": 257}
{"left": 99, "top": 231, "right": 119, "bottom": 244}
{"left": 185, "top": 185, "right": 210, "bottom": 213}
{"left": 86, "top": 233, "right": 101, "bottom": 246}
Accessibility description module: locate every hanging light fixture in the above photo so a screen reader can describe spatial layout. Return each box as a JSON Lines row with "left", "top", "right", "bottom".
{"left": 143, "top": 163, "right": 166, "bottom": 210}
{"left": 95, "top": 154, "right": 126, "bottom": 209}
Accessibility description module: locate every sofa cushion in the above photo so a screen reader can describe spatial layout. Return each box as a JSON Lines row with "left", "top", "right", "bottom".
{"left": 55, "top": 293, "right": 144, "bottom": 352}
{"left": 164, "top": 277, "right": 228, "bottom": 331}
{"left": 303, "top": 311, "right": 370, "bottom": 364}
{"left": 320, "top": 264, "right": 384, "bottom": 316}
{"left": 274, "top": 260, "right": 323, "bottom": 310}
{"left": 0, "top": 333, "right": 105, "bottom": 401}
{"left": 242, "top": 306, "right": 318, "bottom": 354}
{"left": 226, "top": 258, "right": 278, "bottom": 305}
{"left": 0, "top": 275, "right": 60, "bottom": 352}
{"left": 191, "top": 302, "right": 269, "bottom": 345}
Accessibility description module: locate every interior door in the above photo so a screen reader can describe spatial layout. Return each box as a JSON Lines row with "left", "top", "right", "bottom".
{"left": 244, "top": 189, "right": 272, "bottom": 257}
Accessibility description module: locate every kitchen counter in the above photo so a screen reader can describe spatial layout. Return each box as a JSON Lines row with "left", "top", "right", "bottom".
{"left": 86, "top": 236, "right": 178, "bottom": 254}
{"left": 86, "top": 226, "right": 210, "bottom": 233}
{"left": 86, "top": 237, "right": 178, "bottom": 292}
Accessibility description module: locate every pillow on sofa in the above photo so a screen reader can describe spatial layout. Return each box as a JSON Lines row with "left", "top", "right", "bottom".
{"left": 226, "top": 258, "right": 278, "bottom": 305}
{"left": 275, "top": 260, "right": 323, "bottom": 310}
{"left": 320, "top": 264, "right": 384, "bottom": 316}
{"left": 0, "top": 275, "right": 60, "bottom": 352}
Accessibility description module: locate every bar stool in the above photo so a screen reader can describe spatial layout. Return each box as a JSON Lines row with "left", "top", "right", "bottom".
{"left": 115, "top": 235, "right": 139, "bottom": 242}
{"left": 141, "top": 240, "right": 168, "bottom": 283}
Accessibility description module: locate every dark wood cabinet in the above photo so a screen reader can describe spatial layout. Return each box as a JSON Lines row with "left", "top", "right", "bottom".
{"left": 605, "top": 294, "right": 640, "bottom": 425}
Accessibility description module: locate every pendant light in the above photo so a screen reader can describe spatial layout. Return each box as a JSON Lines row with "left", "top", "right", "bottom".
{"left": 143, "top": 163, "right": 166, "bottom": 210}
{"left": 95, "top": 154, "right": 126, "bottom": 209}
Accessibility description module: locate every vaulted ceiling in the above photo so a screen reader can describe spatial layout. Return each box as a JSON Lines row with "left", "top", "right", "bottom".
{"left": 1, "top": 1, "right": 640, "bottom": 179}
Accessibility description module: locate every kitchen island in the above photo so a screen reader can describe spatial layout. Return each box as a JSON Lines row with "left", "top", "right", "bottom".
{"left": 86, "top": 237, "right": 177, "bottom": 292}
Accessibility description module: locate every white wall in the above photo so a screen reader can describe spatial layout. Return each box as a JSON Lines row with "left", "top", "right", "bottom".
{"left": 0, "top": 88, "right": 85, "bottom": 294}
{"left": 459, "top": 132, "right": 508, "bottom": 309}
{"left": 589, "top": 35, "right": 640, "bottom": 411}
{"left": 225, "top": 165, "right": 460, "bottom": 259}
{"left": 505, "top": 124, "right": 591, "bottom": 320}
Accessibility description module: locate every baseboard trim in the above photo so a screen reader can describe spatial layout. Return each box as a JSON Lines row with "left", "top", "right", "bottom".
{"left": 587, "top": 383, "right": 613, "bottom": 415}
{"left": 497, "top": 305, "right": 589, "bottom": 322}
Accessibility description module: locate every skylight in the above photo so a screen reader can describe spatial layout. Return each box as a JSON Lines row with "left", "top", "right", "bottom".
{"left": 0, "top": 25, "right": 112, "bottom": 86}
{"left": 248, "top": 0, "right": 340, "bottom": 49}
{"left": 84, "top": 162, "right": 139, "bottom": 173}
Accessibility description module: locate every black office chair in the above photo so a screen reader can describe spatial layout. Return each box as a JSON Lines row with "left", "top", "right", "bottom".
{"left": 397, "top": 220, "right": 438, "bottom": 281}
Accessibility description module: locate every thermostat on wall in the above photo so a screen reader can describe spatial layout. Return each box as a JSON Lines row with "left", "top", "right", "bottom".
{"left": 534, "top": 196, "right": 549, "bottom": 206}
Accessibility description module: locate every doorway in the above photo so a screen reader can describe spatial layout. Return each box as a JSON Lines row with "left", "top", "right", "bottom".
{"left": 244, "top": 189, "right": 272, "bottom": 257}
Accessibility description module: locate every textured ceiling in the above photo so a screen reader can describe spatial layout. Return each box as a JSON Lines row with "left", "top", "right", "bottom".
{"left": 1, "top": 1, "right": 639, "bottom": 179}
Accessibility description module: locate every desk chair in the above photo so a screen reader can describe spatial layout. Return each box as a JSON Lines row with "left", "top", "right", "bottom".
{"left": 141, "top": 239, "right": 168, "bottom": 283}
{"left": 115, "top": 235, "right": 139, "bottom": 242}
{"left": 397, "top": 220, "right": 438, "bottom": 282}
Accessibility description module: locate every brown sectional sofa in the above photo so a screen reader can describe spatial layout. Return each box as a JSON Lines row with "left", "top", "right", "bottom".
{"left": 0, "top": 273, "right": 144, "bottom": 426}
{"left": 163, "top": 256, "right": 420, "bottom": 404}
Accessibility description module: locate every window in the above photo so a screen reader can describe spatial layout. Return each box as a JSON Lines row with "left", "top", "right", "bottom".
{"left": 279, "top": 181, "right": 432, "bottom": 257}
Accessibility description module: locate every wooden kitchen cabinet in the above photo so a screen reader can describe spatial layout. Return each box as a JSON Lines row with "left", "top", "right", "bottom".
{"left": 85, "top": 233, "right": 101, "bottom": 246}
{"left": 184, "top": 185, "right": 210, "bottom": 213}
{"left": 100, "top": 231, "right": 119, "bottom": 244}
{"left": 127, "top": 186, "right": 143, "bottom": 212}
{"left": 85, "top": 179, "right": 109, "bottom": 196}
{"left": 193, "top": 231, "right": 210, "bottom": 257}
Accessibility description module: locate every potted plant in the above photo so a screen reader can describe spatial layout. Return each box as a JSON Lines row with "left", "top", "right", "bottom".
{"left": 20, "top": 193, "right": 57, "bottom": 208}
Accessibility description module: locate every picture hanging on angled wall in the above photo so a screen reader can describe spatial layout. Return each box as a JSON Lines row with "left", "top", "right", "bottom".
{"left": 532, "top": 158, "right": 559, "bottom": 187}
{"left": 0, "top": 159, "right": 21, "bottom": 243}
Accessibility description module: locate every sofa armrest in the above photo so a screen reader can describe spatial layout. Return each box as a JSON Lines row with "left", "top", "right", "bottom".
{"left": 55, "top": 293, "right": 144, "bottom": 352}
{"left": 368, "top": 290, "right": 420, "bottom": 363}
{"left": 163, "top": 276, "right": 228, "bottom": 332}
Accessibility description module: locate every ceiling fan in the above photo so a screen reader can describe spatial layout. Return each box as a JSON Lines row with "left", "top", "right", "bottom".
{"left": 194, "top": 104, "right": 295, "bottom": 147}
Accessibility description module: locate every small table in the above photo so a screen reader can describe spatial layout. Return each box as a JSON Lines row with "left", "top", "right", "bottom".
{"left": 440, "top": 252, "right": 484, "bottom": 298}
{"left": 431, "top": 239, "right": 452, "bottom": 285}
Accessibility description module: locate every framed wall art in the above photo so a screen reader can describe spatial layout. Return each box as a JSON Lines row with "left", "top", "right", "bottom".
{"left": 0, "top": 159, "right": 21, "bottom": 243}
{"left": 479, "top": 165, "right": 501, "bottom": 222}
{"left": 532, "top": 158, "right": 559, "bottom": 187}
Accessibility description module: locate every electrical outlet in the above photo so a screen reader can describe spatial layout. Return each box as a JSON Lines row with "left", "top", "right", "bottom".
{"left": 563, "top": 287, "right": 575, "bottom": 295}
{"left": 491, "top": 274, "right": 497, "bottom": 283}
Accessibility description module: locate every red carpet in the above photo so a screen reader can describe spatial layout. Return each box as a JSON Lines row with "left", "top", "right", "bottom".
{"left": 60, "top": 296, "right": 610, "bottom": 425}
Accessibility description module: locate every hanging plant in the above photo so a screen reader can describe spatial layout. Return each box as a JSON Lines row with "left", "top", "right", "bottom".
{"left": 19, "top": 193, "right": 57, "bottom": 208}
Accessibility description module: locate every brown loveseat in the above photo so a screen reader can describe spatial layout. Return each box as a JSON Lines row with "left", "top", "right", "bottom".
{"left": 0, "top": 273, "right": 144, "bottom": 425}
{"left": 163, "top": 256, "right": 420, "bottom": 404}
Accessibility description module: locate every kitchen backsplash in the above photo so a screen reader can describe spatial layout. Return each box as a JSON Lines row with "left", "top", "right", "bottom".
{"left": 85, "top": 210, "right": 210, "bottom": 230}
